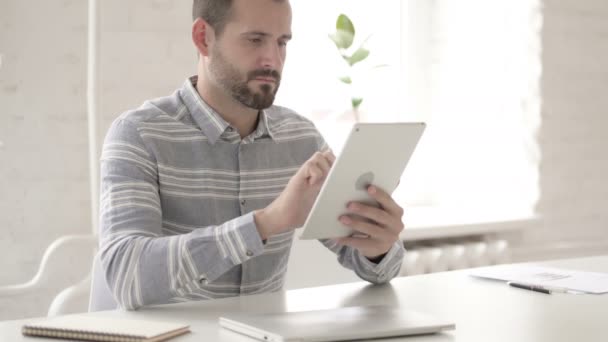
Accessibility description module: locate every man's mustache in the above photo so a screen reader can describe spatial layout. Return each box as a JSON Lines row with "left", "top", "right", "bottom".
{"left": 248, "top": 69, "right": 281, "bottom": 82}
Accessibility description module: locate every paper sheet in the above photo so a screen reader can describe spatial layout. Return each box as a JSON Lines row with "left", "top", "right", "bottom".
{"left": 469, "top": 264, "right": 608, "bottom": 294}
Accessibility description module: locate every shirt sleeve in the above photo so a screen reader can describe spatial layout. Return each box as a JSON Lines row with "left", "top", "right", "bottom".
{"left": 99, "top": 118, "right": 264, "bottom": 310}
{"left": 320, "top": 239, "right": 405, "bottom": 283}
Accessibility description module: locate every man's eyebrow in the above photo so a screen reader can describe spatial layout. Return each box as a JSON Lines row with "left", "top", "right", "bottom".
{"left": 242, "top": 31, "right": 270, "bottom": 37}
{"left": 242, "top": 31, "right": 292, "bottom": 40}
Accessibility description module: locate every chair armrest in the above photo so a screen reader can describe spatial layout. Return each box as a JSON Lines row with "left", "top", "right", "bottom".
{"left": 0, "top": 235, "right": 97, "bottom": 297}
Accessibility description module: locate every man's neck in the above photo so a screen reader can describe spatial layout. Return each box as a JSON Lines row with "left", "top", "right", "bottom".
{"left": 195, "top": 76, "right": 259, "bottom": 139}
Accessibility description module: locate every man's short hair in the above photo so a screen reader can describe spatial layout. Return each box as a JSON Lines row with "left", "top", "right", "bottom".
{"left": 192, "top": 0, "right": 235, "bottom": 37}
{"left": 192, "top": 0, "right": 287, "bottom": 37}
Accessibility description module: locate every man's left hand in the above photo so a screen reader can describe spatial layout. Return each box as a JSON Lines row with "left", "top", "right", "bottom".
{"left": 335, "top": 185, "right": 405, "bottom": 260}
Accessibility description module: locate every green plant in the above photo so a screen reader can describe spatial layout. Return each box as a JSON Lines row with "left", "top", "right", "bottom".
{"left": 329, "top": 13, "right": 383, "bottom": 120}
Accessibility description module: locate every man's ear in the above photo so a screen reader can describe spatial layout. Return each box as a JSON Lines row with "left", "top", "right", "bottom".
{"left": 192, "top": 18, "right": 214, "bottom": 57}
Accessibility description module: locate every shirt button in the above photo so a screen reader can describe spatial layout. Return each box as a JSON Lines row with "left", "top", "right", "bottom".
{"left": 199, "top": 276, "right": 207, "bottom": 284}
{"left": 227, "top": 127, "right": 233, "bottom": 132}
{"left": 240, "top": 199, "right": 246, "bottom": 206}
{"left": 246, "top": 250, "right": 254, "bottom": 257}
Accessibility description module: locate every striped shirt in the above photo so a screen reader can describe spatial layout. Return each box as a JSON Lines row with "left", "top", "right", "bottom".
{"left": 90, "top": 76, "right": 404, "bottom": 311}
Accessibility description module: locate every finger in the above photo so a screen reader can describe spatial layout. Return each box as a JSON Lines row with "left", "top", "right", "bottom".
{"left": 347, "top": 202, "right": 395, "bottom": 227}
{"left": 367, "top": 185, "right": 404, "bottom": 218}
{"left": 340, "top": 215, "right": 391, "bottom": 242}
{"left": 322, "top": 150, "right": 336, "bottom": 165}
{"left": 348, "top": 202, "right": 405, "bottom": 235}
{"left": 315, "top": 150, "right": 335, "bottom": 170}
{"left": 309, "top": 152, "right": 332, "bottom": 174}
{"left": 314, "top": 154, "right": 332, "bottom": 175}
{"left": 307, "top": 163, "right": 325, "bottom": 185}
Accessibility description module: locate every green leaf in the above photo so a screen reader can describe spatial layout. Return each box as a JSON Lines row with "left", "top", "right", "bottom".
{"left": 346, "top": 47, "right": 370, "bottom": 66}
{"left": 329, "top": 29, "right": 354, "bottom": 50}
{"left": 338, "top": 76, "right": 352, "bottom": 84}
{"left": 336, "top": 14, "right": 355, "bottom": 37}
{"left": 329, "top": 14, "right": 355, "bottom": 49}
{"left": 352, "top": 97, "right": 363, "bottom": 109}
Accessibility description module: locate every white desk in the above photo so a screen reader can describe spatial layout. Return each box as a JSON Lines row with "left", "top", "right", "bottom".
{"left": 2, "top": 255, "right": 606, "bottom": 342}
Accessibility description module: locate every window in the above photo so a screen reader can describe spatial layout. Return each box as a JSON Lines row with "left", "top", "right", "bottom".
{"left": 278, "top": 1, "right": 542, "bottom": 229}
{"left": 276, "top": 1, "right": 403, "bottom": 122}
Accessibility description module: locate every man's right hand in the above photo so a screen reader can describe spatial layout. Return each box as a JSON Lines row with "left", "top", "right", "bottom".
{"left": 254, "top": 150, "right": 336, "bottom": 239}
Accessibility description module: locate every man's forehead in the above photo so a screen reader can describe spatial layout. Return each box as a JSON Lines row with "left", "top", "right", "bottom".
{"left": 227, "top": 0, "right": 292, "bottom": 35}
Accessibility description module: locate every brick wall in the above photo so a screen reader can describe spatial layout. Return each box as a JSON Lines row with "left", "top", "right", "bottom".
{"left": 0, "top": 0, "right": 90, "bottom": 320}
{"left": 511, "top": 0, "right": 608, "bottom": 259}
{"left": 97, "top": 0, "right": 195, "bottom": 137}
{"left": 0, "top": 0, "right": 195, "bottom": 321}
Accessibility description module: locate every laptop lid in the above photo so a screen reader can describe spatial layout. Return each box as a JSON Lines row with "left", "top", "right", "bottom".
{"left": 219, "top": 305, "right": 455, "bottom": 342}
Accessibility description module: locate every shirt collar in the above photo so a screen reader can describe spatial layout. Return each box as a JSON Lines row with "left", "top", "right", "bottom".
{"left": 179, "top": 76, "right": 275, "bottom": 144}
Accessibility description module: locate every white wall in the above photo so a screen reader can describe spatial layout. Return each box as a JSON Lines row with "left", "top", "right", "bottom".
{"left": 1, "top": 0, "right": 607, "bottom": 320}
{"left": 96, "top": 1, "right": 195, "bottom": 138}
{"left": 0, "top": 0, "right": 91, "bottom": 320}
{"left": 506, "top": 0, "right": 608, "bottom": 260}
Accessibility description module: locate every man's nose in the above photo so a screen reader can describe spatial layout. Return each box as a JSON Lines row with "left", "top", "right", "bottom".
{"left": 260, "top": 43, "right": 283, "bottom": 70}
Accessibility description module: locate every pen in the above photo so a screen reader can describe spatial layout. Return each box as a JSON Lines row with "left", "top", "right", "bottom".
{"left": 507, "top": 282, "right": 552, "bottom": 294}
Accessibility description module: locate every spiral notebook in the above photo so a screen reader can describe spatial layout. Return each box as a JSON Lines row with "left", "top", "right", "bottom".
{"left": 22, "top": 315, "right": 190, "bottom": 342}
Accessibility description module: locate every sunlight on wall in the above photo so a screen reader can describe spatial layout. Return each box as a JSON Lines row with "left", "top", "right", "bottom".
{"left": 401, "top": 0, "right": 542, "bottom": 220}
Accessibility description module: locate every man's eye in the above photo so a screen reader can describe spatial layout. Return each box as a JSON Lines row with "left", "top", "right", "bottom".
{"left": 278, "top": 41, "right": 288, "bottom": 47}
{"left": 249, "top": 38, "right": 262, "bottom": 44}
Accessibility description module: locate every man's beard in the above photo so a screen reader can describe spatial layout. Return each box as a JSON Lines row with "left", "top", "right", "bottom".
{"left": 210, "top": 49, "right": 281, "bottom": 110}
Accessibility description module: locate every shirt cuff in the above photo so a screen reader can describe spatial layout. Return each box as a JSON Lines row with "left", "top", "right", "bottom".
{"left": 193, "top": 212, "right": 265, "bottom": 282}
{"left": 221, "top": 211, "right": 265, "bottom": 264}
{"left": 356, "top": 242, "right": 404, "bottom": 277}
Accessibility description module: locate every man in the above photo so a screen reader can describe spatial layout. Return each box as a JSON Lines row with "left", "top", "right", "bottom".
{"left": 90, "top": 0, "right": 405, "bottom": 311}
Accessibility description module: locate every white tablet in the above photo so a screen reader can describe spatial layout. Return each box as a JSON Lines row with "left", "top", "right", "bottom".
{"left": 300, "top": 122, "right": 425, "bottom": 240}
